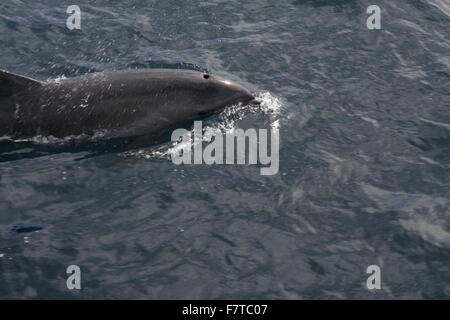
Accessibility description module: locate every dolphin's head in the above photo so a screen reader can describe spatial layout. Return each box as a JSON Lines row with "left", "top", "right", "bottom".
{"left": 157, "top": 70, "right": 257, "bottom": 119}
{"left": 193, "top": 73, "right": 257, "bottom": 115}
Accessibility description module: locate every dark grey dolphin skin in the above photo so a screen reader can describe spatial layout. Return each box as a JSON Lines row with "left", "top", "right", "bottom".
{"left": 0, "top": 69, "right": 256, "bottom": 140}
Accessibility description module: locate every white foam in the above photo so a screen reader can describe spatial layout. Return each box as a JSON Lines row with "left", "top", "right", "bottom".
{"left": 255, "top": 91, "right": 283, "bottom": 116}
{"left": 1, "top": 129, "right": 109, "bottom": 145}
{"left": 47, "top": 75, "right": 67, "bottom": 85}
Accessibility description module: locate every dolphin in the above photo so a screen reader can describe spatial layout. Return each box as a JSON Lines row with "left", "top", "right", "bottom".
{"left": 0, "top": 69, "right": 256, "bottom": 141}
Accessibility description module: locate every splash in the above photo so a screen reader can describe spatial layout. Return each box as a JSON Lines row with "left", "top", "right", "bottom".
{"left": 255, "top": 91, "right": 283, "bottom": 116}
{"left": 0, "top": 130, "right": 109, "bottom": 145}
{"left": 47, "top": 75, "right": 67, "bottom": 85}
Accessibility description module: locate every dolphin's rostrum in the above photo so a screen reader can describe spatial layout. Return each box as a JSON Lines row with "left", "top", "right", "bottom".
{"left": 0, "top": 69, "right": 256, "bottom": 141}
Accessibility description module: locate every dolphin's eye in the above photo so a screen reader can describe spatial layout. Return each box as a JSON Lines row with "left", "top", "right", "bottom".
{"left": 203, "top": 74, "right": 210, "bottom": 80}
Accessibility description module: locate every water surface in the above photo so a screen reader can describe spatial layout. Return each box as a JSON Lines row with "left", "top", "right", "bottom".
{"left": 0, "top": 0, "right": 450, "bottom": 299}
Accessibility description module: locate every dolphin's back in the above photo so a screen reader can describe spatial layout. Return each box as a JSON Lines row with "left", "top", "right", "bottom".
{"left": 34, "top": 69, "right": 209, "bottom": 138}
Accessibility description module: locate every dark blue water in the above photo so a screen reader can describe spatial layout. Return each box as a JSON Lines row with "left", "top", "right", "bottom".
{"left": 1, "top": 0, "right": 450, "bottom": 299}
